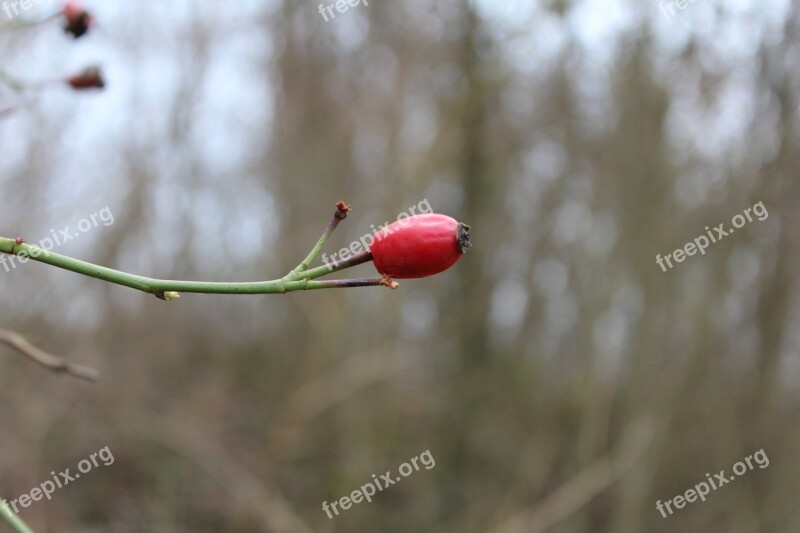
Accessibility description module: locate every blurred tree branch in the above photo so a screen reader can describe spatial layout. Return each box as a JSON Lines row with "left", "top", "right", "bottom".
{"left": 0, "top": 69, "right": 24, "bottom": 92}
{"left": 0, "top": 107, "right": 16, "bottom": 121}
{"left": 121, "top": 411, "right": 315, "bottom": 533}
{"left": 490, "top": 417, "right": 657, "bottom": 533}
{"left": 0, "top": 328, "right": 98, "bottom": 381}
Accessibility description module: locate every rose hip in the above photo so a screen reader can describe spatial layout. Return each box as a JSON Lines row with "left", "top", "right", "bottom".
{"left": 63, "top": 1, "right": 93, "bottom": 39}
{"left": 67, "top": 66, "right": 105, "bottom": 90}
{"left": 369, "top": 213, "right": 471, "bottom": 279}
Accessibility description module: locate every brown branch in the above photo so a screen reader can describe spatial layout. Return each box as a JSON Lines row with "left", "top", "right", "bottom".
{"left": 0, "top": 107, "right": 17, "bottom": 121}
{"left": 0, "top": 328, "right": 98, "bottom": 382}
{"left": 490, "top": 417, "right": 656, "bottom": 533}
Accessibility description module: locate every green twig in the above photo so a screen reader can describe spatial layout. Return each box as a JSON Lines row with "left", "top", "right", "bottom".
{"left": 0, "top": 69, "right": 25, "bottom": 92}
{"left": 288, "top": 200, "right": 350, "bottom": 276}
{"left": 0, "top": 10, "right": 61, "bottom": 32}
{"left": 0, "top": 68, "right": 62, "bottom": 92}
{"left": 0, "top": 502, "right": 33, "bottom": 533}
{"left": 0, "top": 201, "right": 392, "bottom": 299}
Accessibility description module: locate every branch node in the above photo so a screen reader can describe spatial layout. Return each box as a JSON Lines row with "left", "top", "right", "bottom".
{"left": 380, "top": 274, "right": 399, "bottom": 290}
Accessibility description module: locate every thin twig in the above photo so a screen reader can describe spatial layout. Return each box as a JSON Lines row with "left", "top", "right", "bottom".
{"left": 0, "top": 201, "right": 396, "bottom": 298}
{"left": 310, "top": 276, "right": 398, "bottom": 289}
{"left": 288, "top": 200, "right": 351, "bottom": 276}
{"left": 0, "top": 68, "right": 62, "bottom": 92}
{"left": 0, "top": 10, "right": 61, "bottom": 32}
{"left": 297, "top": 250, "right": 373, "bottom": 280}
{"left": 0, "top": 328, "right": 98, "bottom": 382}
{"left": 0, "top": 107, "right": 17, "bottom": 121}
{"left": 0, "top": 498, "right": 33, "bottom": 533}
{"left": 0, "top": 69, "right": 25, "bottom": 92}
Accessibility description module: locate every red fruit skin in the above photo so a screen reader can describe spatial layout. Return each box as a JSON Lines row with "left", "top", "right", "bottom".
{"left": 63, "top": 1, "right": 83, "bottom": 19}
{"left": 67, "top": 67, "right": 105, "bottom": 90}
{"left": 369, "top": 213, "right": 470, "bottom": 279}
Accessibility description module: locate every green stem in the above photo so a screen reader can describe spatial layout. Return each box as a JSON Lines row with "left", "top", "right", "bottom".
{"left": 0, "top": 70, "right": 24, "bottom": 92}
{"left": 0, "top": 502, "right": 33, "bottom": 533}
{"left": 289, "top": 201, "right": 350, "bottom": 276}
{"left": 0, "top": 202, "right": 389, "bottom": 298}
{"left": 0, "top": 11, "right": 61, "bottom": 32}
{"left": 298, "top": 250, "right": 373, "bottom": 280}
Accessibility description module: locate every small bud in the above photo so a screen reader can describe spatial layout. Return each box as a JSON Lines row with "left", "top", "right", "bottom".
{"left": 66, "top": 66, "right": 105, "bottom": 91}
{"left": 156, "top": 291, "right": 181, "bottom": 301}
{"left": 63, "top": 1, "right": 93, "bottom": 39}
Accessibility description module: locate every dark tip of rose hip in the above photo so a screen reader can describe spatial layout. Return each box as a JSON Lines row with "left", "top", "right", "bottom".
{"left": 65, "top": 12, "right": 91, "bottom": 39}
{"left": 457, "top": 223, "right": 471, "bottom": 254}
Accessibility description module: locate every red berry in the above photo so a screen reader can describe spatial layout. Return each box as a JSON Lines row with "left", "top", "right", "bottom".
{"left": 63, "top": 1, "right": 82, "bottom": 18}
{"left": 67, "top": 67, "right": 105, "bottom": 90}
{"left": 369, "top": 214, "right": 471, "bottom": 279}
{"left": 63, "top": 1, "right": 93, "bottom": 39}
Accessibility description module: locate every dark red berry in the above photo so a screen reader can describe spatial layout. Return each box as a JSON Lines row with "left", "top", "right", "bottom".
{"left": 67, "top": 67, "right": 105, "bottom": 90}
{"left": 369, "top": 213, "right": 471, "bottom": 279}
{"left": 63, "top": 1, "right": 93, "bottom": 39}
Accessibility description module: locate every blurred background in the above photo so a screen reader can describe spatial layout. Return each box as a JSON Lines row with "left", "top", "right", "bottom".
{"left": 1, "top": 0, "right": 799, "bottom": 531}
